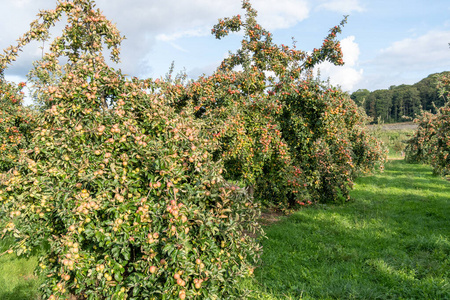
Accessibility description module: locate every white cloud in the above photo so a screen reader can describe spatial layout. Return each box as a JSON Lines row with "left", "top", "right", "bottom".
{"left": 376, "top": 30, "right": 450, "bottom": 71}
{"left": 156, "top": 27, "right": 211, "bottom": 42}
{"left": 186, "top": 49, "right": 232, "bottom": 78}
{"left": 142, "top": 0, "right": 309, "bottom": 35}
{"left": 341, "top": 35, "right": 359, "bottom": 67}
{"left": 1, "top": 0, "right": 310, "bottom": 79}
{"left": 4, "top": 75, "right": 27, "bottom": 84}
{"left": 315, "top": 35, "right": 363, "bottom": 91}
{"left": 320, "top": 64, "right": 363, "bottom": 91}
{"left": 316, "top": 0, "right": 364, "bottom": 14}
{"left": 253, "top": 0, "right": 309, "bottom": 30}
{"left": 352, "top": 30, "right": 450, "bottom": 91}
{"left": 188, "top": 63, "right": 218, "bottom": 79}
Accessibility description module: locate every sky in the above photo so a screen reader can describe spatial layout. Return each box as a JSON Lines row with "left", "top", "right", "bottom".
{"left": 1, "top": 0, "right": 450, "bottom": 106}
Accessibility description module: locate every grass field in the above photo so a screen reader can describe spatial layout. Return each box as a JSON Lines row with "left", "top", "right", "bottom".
{"left": 243, "top": 160, "right": 450, "bottom": 299}
{"left": 0, "top": 237, "right": 40, "bottom": 300}
{"left": 1, "top": 160, "right": 449, "bottom": 299}
{"left": 367, "top": 122, "right": 416, "bottom": 159}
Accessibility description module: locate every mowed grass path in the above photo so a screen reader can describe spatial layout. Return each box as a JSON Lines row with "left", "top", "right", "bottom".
{"left": 0, "top": 251, "right": 39, "bottom": 300}
{"left": 1, "top": 160, "right": 449, "bottom": 299}
{"left": 245, "top": 160, "right": 450, "bottom": 299}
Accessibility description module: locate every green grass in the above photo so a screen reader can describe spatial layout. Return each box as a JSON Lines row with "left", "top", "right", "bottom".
{"left": 243, "top": 160, "right": 450, "bottom": 299}
{"left": 371, "top": 127, "right": 415, "bottom": 159}
{"left": 0, "top": 238, "right": 40, "bottom": 300}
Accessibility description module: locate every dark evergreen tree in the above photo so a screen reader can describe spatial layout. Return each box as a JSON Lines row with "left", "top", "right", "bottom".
{"left": 351, "top": 71, "right": 450, "bottom": 123}
{"left": 350, "top": 89, "right": 370, "bottom": 107}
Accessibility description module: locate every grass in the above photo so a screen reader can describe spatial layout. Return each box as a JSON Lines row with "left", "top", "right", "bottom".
{"left": 243, "top": 160, "right": 450, "bottom": 299}
{"left": 1, "top": 160, "right": 449, "bottom": 299}
{"left": 0, "top": 238, "right": 40, "bottom": 300}
{"left": 368, "top": 125, "right": 415, "bottom": 159}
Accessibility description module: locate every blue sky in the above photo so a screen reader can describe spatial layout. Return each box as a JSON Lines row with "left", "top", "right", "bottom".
{"left": 1, "top": 0, "right": 450, "bottom": 105}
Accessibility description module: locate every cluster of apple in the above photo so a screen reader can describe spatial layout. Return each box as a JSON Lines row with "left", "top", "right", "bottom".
{"left": 0, "top": 80, "right": 36, "bottom": 173}
{"left": 172, "top": 0, "right": 386, "bottom": 207}
{"left": 0, "top": 0, "right": 262, "bottom": 299}
{"left": 0, "top": 0, "right": 388, "bottom": 298}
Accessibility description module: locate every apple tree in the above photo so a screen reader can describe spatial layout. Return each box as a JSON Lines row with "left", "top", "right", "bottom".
{"left": 171, "top": 0, "right": 386, "bottom": 205}
{"left": 0, "top": 1, "right": 261, "bottom": 299}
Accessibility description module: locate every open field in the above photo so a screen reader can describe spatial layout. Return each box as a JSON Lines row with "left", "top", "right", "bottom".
{"left": 367, "top": 123, "right": 417, "bottom": 159}
{"left": 368, "top": 122, "right": 418, "bottom": 131}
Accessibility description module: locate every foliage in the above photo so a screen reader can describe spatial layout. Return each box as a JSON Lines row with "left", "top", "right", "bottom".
{"left": 0, "top": 1, "right": 261, "bottom": 299}
{"left": 405, "top": 73, "right": 450, "bottom": 175}
{"left": 351, "top": 72, "right": 449, "bottom": 124}
{"left": 2, "top": 161, "right": 450, "bottom": 299}
{"left": 405, "top": 111, "right": 436, "bottom": 163}
{"left": 275, "top": 81, "right": 386, "bottom": 203}
{"left": 0, "top": 79, "right": 36, "bottom": 173}
{"left": 437, "top": 72, "right": 450, "bottom": 101}
{"left": 172, "top": 0, "right": 385, "bottom": 205}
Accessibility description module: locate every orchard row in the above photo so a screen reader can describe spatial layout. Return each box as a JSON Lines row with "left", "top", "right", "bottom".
{"left": 0, "top": 0, "right": 385, "bottom": 299}
{"left": 406, "top": 73, "right": 450, "bottom": 176}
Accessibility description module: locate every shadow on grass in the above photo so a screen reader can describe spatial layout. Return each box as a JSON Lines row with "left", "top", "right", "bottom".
{"left": 248, "top": 160, "right": 450, "bottom": 299}
{"left": 0, "top": 280, "right": 40, "bottom": 300}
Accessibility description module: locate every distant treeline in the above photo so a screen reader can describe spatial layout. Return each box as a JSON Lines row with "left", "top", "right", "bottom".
{"left": 350, "top": 72, "right": 449, "bottom": 123}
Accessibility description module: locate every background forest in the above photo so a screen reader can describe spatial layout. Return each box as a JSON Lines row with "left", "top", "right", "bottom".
{"left": 351, "top": 71, "right": 449, "bottom": 123}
